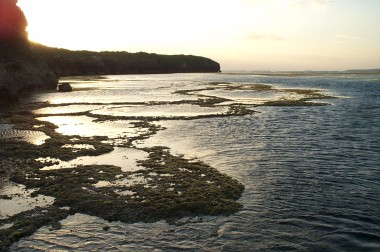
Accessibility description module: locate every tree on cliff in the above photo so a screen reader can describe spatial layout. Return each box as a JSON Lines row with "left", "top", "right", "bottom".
{"left": 0, "top": 0, "right": 28, "bottom": 42}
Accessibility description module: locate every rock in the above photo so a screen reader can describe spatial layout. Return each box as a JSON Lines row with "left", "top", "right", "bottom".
{"left": 0, "top": 43, "right": 58, "bottom": 104}
{"left": 57, "top": 82, "right": 72, "bottom": 92}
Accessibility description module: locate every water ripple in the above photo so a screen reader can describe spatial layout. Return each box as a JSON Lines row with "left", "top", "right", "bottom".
{"left": 10, "top": 73, "right": 380, "bottom": 251}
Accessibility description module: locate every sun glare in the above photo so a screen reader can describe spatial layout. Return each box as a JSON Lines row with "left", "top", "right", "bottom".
{"left": 18, "top": 0, "right": 242, "bottom": 52}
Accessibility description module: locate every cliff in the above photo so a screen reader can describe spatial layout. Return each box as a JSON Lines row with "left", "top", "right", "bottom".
{"left": 0, "top": 43, "right": 58, "bottom": 104}
{"left": 31, "top": 44, "right": 221, "bottom": 76}
{"left": 0, "top": 0, "right": 58, "bottom": 104}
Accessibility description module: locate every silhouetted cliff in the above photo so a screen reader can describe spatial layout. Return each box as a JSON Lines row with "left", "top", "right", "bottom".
{"left": 0, "top": 0, "right": 57, "bottom": 104}
{"left": 31, "top": 44, "right": 221, "bottom": 77}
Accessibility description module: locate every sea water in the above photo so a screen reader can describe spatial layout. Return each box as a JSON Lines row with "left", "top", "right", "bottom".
{"left": 9, "top": 72, "right": 380, "bottom": 251}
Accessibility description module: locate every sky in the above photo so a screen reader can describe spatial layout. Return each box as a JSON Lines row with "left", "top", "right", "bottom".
{"left": 18, "top": 0, "right": 380, "bottom": 71}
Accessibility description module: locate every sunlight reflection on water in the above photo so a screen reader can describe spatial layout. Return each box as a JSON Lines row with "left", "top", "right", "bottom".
{"left": 40, "top": 147, "right": 148, "bottom": 172}
{"left": 0, "top": 183, "right": 54, "bottom": 219}
{"left": 91, "top": 104, "right": 228, "bottom": 118}
{"left": 33, "top": 105, "right": 106, "bottom": 115}
{"left": 37, "top": 116, "right": 146, "bottom": 138}
{"left": 0, "top": 124, "right": 50, "bottom": 145}
{"left": 198, "top": 89, "right": 288, "bottom": 105}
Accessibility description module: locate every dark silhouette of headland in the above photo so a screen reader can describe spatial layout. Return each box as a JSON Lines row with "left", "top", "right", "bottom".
{"left": 0, "top": 0, "right": 220, "bottom": 104}
{"left": 32, "top": 44, "right": 221, "bottom": 77}
{"left": 0, "top": 0, "right": 57, "bottom": 104}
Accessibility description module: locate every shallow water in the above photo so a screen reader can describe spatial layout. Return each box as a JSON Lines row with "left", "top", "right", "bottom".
{"left": 91, "top": 104, "right": 229, "bottom": 118}
{"left": 36, "top": 116, "right": 147, "bottom": 139}
{"left": 33, "top": 104, "right": 106, "bottom": 115}
{"left": 0, "top": 183, "right": 54, "bottom": 220}
{"left": 31, "top": 76, "right": 201, "bottom": 105}
{"left": 7, "top": 73, "right": 380, "bottom": 251}
{"left": 0, "top": 124, "right": 50, "bottom": 145}
{"left": 198, "top": 89, "right": 289, "bottom": 105}
{"left": 40, "top": 147, "right": 147, "bottom": 172}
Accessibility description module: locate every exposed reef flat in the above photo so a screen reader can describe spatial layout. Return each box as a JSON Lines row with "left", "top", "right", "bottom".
{"left": 0, "top": 77, "right": 336, "bottom": 250}
{"left": 0, "top": 109, "right": 244, "bottom": 250}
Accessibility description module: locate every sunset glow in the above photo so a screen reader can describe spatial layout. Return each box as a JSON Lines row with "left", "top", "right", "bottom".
{"left": 18, "top": 0, "right": 380, "bottom": 71}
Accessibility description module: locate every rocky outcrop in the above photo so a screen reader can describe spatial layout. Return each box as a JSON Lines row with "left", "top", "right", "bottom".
{"left": 0, "top": 43, "right": 58, "bottom": 104}
{"left": 57, "top": 82, "right": 72, "bottom": 92}
{"left": 32, "top": 44, "right": 221, "bottom": 77}
{"left": 0, "top": 0, "right": 58, "bottom": 105}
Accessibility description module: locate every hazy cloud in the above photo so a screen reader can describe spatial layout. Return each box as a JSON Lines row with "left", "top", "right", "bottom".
{"left": 241, "top": 0, "right": 333, "bottom": 13}
{"left": 246, "top": 32, "right": 285, "bottom": 41}
{"left": 292, "top": 0, "right": 333, "bottom": 10}
{"left": 242, "top": 0, "right": 266, "bottom": 4}
{"left": 335, "top": 34, "right": 365, "bottom": 42}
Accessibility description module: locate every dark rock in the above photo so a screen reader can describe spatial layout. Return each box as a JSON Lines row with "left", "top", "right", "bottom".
{"left": 0, "top": 43, "right": 58, "bottom": 104}
{"left": 57, "top": 82, "right": 72, "bottom": 92}
{"left": 0, "top": 88, "right": 17, "bottom": 104}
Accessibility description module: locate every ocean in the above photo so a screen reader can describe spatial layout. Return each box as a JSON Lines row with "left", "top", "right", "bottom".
{"left": 3, "top": 72, "right": 380, "bottom": 251}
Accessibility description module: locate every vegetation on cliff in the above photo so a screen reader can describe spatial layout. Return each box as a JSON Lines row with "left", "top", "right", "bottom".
{"left": 31, "top": 43, "right": 221, "bottom": 77}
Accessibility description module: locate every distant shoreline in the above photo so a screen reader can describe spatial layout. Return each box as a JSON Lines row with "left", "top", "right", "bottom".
{"left": 221, "top": 69, "right": 380, "bottom": 76}
{"left": 31, "top": 43, "right": 221, "bottom": 78}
